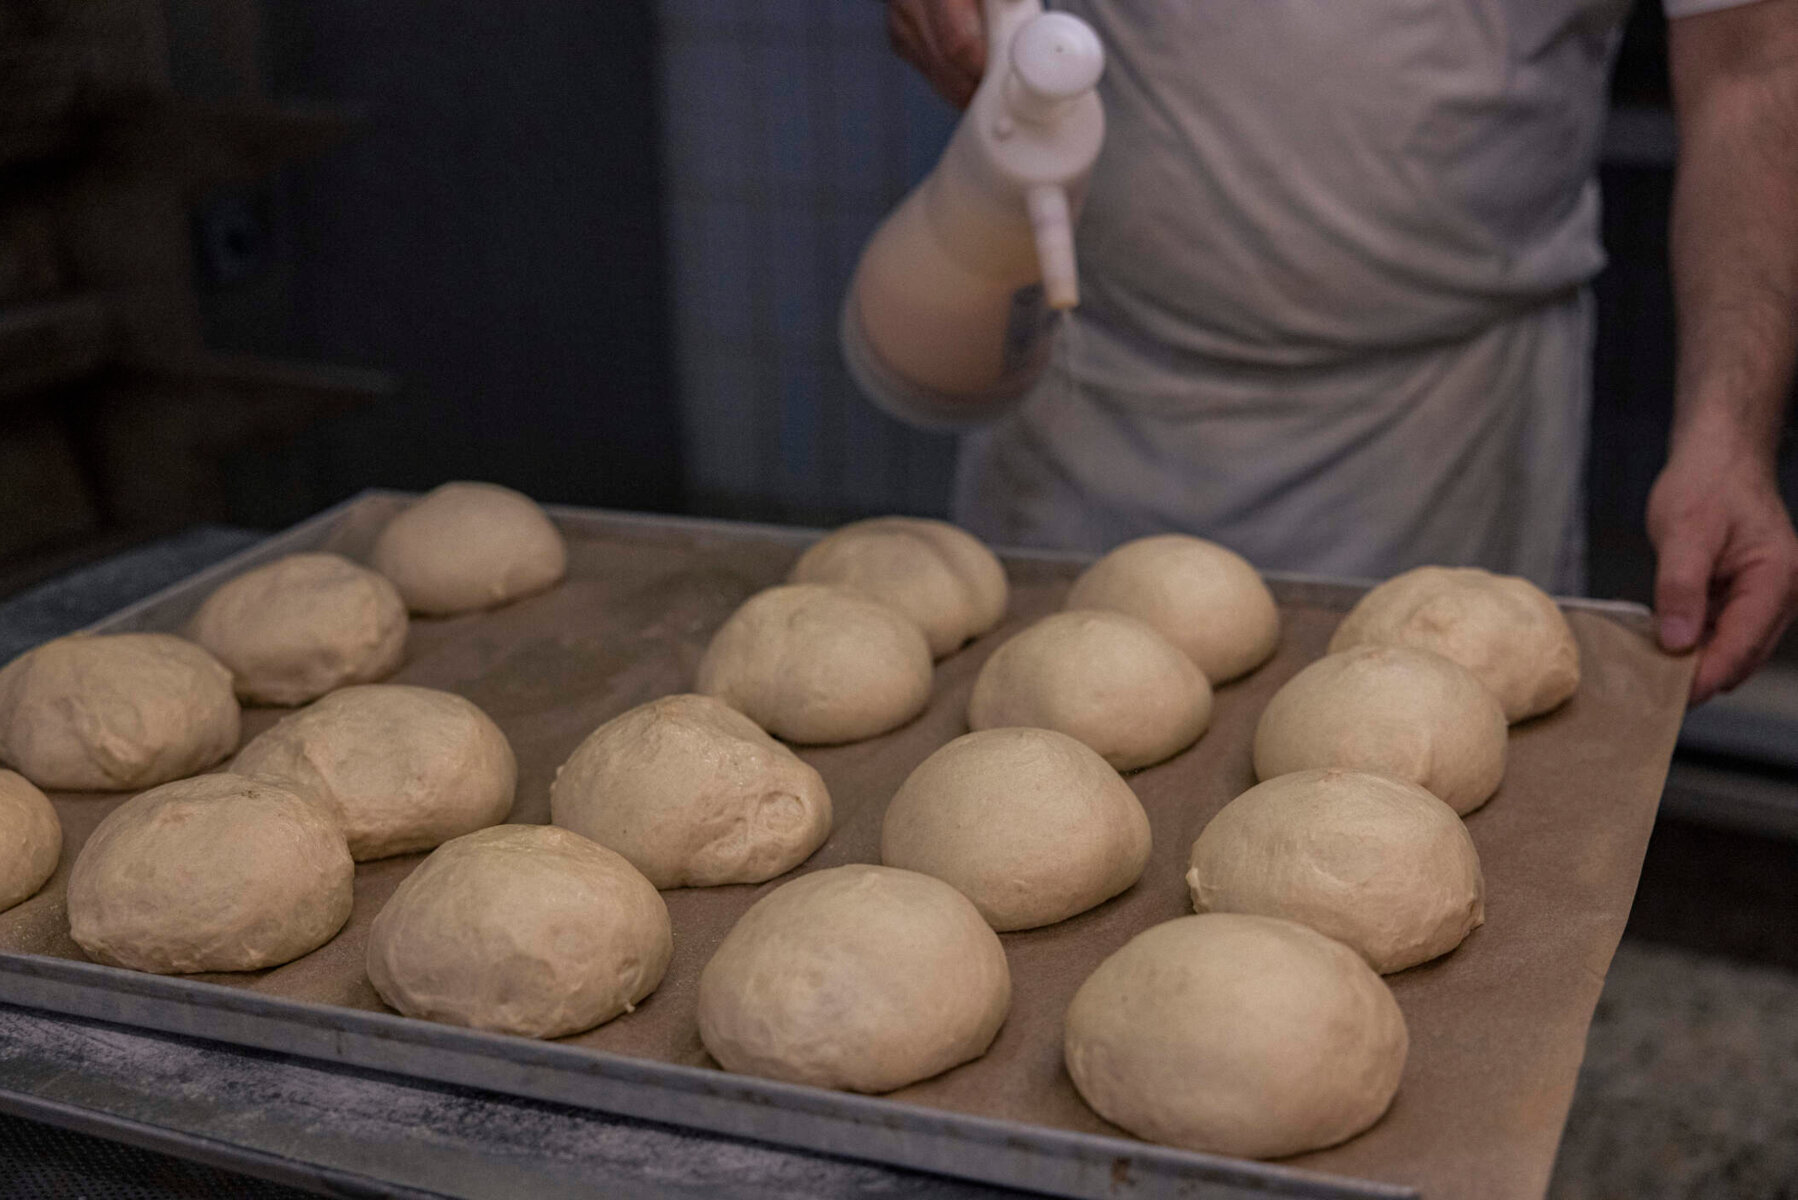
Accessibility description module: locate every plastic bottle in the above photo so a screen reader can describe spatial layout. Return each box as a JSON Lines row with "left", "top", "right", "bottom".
{"left": 841, "top": 0, "right": 1105, "bottom": 424}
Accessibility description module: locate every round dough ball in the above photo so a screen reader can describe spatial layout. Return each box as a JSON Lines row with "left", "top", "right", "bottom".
{"left": 789, "top": 517, "right": 1007, "bottom": 657}
{"left": 1327, "top": 566, "right": 1580, "bottom": 722}
{"left": 1253, "top": 645, "right": 1507, "bottom": 815}
{"left": 371, "top": 481, "right": 567, "bottom": 615}
{"left": 1186, "top": 769, "right": 1484, "bottom": 973}
{"left": 551, "top": 693, "right": 831, "bottom": 888}
{"left": 695, "top": 584, "right": 934, "bottom": 744}
{"left": 968, "top": 610, "right": 1211, "bottom": 770}
{"left": 367, "top": 824, "right": 671, "bottom": 1038}
{"left": 233, "top": 684, "right": 515, "bottom": 861}
{"left": 1065, "top": 534, "right": 1280, "bottom": 684}
{"left": 0, "top": 769, "right": 60, "bottom": 913}
{"left": 67, "top": 773, "right": 353, "bottom": 974}
{"left": 1065, "top": 913, "right": 1407, "bottom": 1158}
{"left": 698, "top": 864, "right": 1010, "bottom": 1092}
{"left": 881, "top": 728, "right": 1150, "bottom": 930}
{"left": 0, "top": 634, "right": 240, "bottom": 792}
{"left": 188, "top": 553, "right": 408, "bottom": 706}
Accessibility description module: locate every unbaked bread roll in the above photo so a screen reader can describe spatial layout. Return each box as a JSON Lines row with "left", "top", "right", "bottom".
{"left": 0, "top": 769, "right": 60, "bottom": 913}
{"left": 698, "top": 864, "right": 1010, "bottom": 1092}
{"left": 696, "top": 584, "right": 934, "bottom": 744}
{"left": 233, "top": 684, "right": 515, "bottom": 861}
{"left": 67, "top": 773, "right": 353, "bottom": 974}
{"left": 881, "top": 728, "right": 1150, "bottom": 930}
{"left": 1253, "top": 644, "right": 1507, "bottom": 815}
{"left": 968, "top": 610, "right": 1211, "bottom": 770}
{"left": 366, "top": 824, "right": 671, "bottom": 1039}
{"left": 1065, "top": 534, "right": 1280, "bottom": 684}
{"left": 1065, "top": 913, "right": 1407, "bottom": 1158}
{"left": 188, "top": 553, "right": 408, "bottom": 706}
{"left": 0, "top": 634, "right": 239, "bottom": 792}
{"left": 1327, "top": 566, "right": 1580, "bottom": 722}
{"left": 551, "top": 693, "right": 831, "bottom": 888}
{"left": 789, "top": 517, "right": 1008, "bottom": 657}
{"left": 1186, "top": 769, "right": 1484, "bottom": 973}
{"left": 371, "top": 481, "right": 567, "bottom": 615}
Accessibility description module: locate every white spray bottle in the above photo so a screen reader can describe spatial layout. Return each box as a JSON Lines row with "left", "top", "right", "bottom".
{"left": 841, "top": 0, "right": 1105, "bottom": 422}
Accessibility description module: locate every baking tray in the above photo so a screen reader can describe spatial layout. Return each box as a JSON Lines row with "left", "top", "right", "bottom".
{"left": 0, "top": 492, "right": 1694, "bottom": 1200}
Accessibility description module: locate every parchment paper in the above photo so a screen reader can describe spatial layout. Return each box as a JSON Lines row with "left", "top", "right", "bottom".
{"left": 0, "top": 501, "right": 1694, "bottom": 1200}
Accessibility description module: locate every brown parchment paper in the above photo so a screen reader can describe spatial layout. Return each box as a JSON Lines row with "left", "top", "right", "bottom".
{"left": 0, "top": 501, "right": 1695, "bottom": 1200}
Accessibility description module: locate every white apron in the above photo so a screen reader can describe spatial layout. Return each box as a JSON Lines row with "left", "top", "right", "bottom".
{"left": 950, "top": 0, "right": 1639, "bottom": 593}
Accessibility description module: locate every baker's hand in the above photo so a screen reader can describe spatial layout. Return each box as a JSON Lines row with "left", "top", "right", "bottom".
{"left": 887, "top": 0, "right": 986, "bottom": 109}
{"left": 1647, "top": 445, "right": 1798, "bottom": 703}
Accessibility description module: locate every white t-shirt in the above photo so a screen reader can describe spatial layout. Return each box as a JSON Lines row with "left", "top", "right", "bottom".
{"left": 936, "top": 0, "right": 1759, "bottom": 591}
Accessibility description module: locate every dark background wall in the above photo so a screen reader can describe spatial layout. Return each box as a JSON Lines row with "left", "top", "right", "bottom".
{"left": 187, "top": 1, "right": 683, "bottom": 526}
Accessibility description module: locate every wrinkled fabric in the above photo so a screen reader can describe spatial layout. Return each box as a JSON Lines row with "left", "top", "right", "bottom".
{"left": 951, "top": 0, "right": 1654, "bottom": 593}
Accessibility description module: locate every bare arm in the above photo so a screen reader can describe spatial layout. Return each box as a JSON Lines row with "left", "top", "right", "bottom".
{"left": 1649, "top": 0, "right": 1798, "bottom": 701}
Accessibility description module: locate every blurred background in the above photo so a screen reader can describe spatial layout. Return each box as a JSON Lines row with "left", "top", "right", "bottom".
{"left": 0, "top": 1, "right": 1794, "bottom": 1195}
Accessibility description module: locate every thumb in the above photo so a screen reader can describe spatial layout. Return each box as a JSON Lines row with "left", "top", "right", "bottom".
{"left": 1654, "top": 520, "right": 1724, "bottom": 653}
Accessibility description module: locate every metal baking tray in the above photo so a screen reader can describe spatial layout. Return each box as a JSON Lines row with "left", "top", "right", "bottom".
{"left": 0, "top": 492, "right": 1690, "bottom": 1200}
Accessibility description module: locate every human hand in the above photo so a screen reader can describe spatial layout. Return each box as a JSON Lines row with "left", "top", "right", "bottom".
{"left": 1647, "top": 442, "right": 1798, "bottom": 703}
{"left": 887, "top": 0, "right": 986, "bottom": 109}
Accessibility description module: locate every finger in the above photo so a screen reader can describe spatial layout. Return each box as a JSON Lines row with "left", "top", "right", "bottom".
{"left": 931, "top": 0, "right": 987, "bottom": 90}
{"left": 887, "top": 2, "right": 931, "bottom": 75}
{"left": 1689, "top": 559, "right": 1794, "bottom": 702}
{"left": 1653, "top": 518, "right": 1726, "bottom": 653}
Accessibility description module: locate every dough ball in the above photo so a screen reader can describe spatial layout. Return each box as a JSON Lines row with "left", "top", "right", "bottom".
{"left": 881, "top": 728, "right": 1150, "bottom": 930}
{"left": 367, "top": 824, "right": 671, "bottom": 1039}
{"left": 1186, "top": 769, "right": 1484, "bottom": 973}
{"left": 1327, "top": 566, "right": 1580, "bottom": 722}
{"left": 550, "top": 693, "right": 831, "bottom": 888}
{"left": 233, "top": 684, "right": 515, "bottom": 861}
{"left": 188, "top": 553, "right": 408, "bottom": 706}
{"left": 1065, "top": 913, "right": 1407, "bottom": 1158}
{"left": 695, "top": 584, "right": 934, "bottom": 744}
{"left": 371, "top": 481, "right": 567, "bottom": 615}
{"left": 0, "top": 769, "right": 60, "bottom": 913}
{"left": 67, "top": 773, "right": 353, "bottom": 974}
{"left": 1253, "top": 644, "right": 1507, "bottom": 815}
{"left": 698, "top": 864, "right": 1010, "bottom": 1092}
{"left": 0, "top": 633, "right": 239, "bottom": 792}
{"left": 789, "top": 517, "right": 1008, "bottom": 657}
{"left": 1065, "top": 534, "right": 1280, "bottom": 684}
{"left": 968, "top": 610, "right": 1211, "bottom": 770}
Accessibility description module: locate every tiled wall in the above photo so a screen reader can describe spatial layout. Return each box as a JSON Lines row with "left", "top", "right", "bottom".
{"left": 658, "top": 0, "right": 961, "bottom": 525}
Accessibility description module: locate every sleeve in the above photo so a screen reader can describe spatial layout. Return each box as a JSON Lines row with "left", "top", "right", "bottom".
{"left": 1662, "top": 0, "right": 1769, "bottom": 18}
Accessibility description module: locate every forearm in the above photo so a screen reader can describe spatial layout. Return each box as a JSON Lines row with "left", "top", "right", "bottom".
{"left": 1667, "top": 0, "right": 1798, "bottom": 468}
